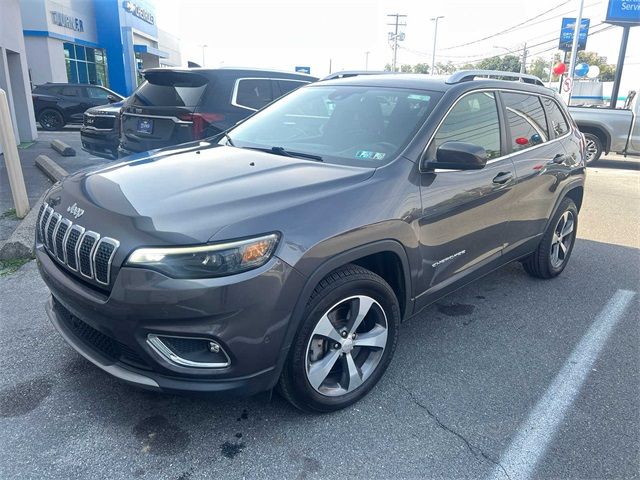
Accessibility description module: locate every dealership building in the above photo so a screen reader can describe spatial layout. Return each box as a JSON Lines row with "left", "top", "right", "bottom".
{"left": 20, "top": 0, "right": 181, "bottom": 96}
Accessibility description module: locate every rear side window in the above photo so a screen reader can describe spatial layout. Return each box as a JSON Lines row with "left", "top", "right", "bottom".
{"left": 131, "top": 72, "right": 208, "bottom": 107}
{"left": 61, "top": 87, "right": 81, "bottom": 97}
{"left": 502, "top": 92, "right": 548, "bottom": 152}
{"left": 234, "top": 79, "right": 273, "bottom": 110}
{"left": 428, "top": 91, "right": 501, "bottom": 160}
{"left": 277, "top": 80, "right": 308, "bottom": 96}
{"left": 87, "top": 87, "right": 111, "bottom": 99}
{"left": 541, "top": 97, "right": 570, "bottom": 138}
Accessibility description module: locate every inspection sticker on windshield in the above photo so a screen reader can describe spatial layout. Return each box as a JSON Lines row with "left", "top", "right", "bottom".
{"left": 356, "top": 150, "right": 386, "bottom": 160}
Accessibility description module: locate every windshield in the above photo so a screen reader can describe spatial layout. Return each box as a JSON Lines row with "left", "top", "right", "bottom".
{"left": 225, "top": 85, "right": 442, "bottom": 166}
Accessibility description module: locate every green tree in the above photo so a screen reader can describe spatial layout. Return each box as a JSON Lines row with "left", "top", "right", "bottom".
{"left": 433, "top": 61, "right": 455, "bottom": 74}
{"left": 476, "top": 54, "right": 521, "bottom": 73}
{"left": 400, "top": 64, "right": 413, "bottom": 73}
{"left": 577, "top": 51, "right": 616, "bottom": 81}
{"left": 412, "top": 63, "right": 430, "bottom": 74}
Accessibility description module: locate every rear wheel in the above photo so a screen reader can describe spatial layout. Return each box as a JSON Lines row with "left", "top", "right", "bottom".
{"left": 278, "top": 264, "right": 400, "bottom": 412}
{"left": 523, "top": 198, "right": 578, "bottom": 279}
{"left": 38, "top": 109, "right": 65, "bottom": 131}
{"left": 584, "top": 133, "right": 603, "bottom": 164}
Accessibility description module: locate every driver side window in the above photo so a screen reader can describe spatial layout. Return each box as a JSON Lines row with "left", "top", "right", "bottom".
{"left": 428, "top": 91, "right": 501, "bottom": 160}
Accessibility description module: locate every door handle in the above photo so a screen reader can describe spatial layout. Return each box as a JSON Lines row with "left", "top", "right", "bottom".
{"left": 492, "top": 172, "right": 513, "bottom": 184}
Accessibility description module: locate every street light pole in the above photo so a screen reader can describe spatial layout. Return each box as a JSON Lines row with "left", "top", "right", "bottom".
{"left": 200, "top": 44, "right": 207, "bottom": 67}
{"left": 365, "top": 51, "right": 370, "bottom": 71}
{"left": 430, "top": 16, "right": 444, "bottom": 75}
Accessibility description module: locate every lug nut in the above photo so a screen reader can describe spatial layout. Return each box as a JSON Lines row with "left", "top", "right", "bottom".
{"left": 351, "top": 333, "right": 356, "bottom": 339}
{"left": 334, "top": 343, "right": 341, "bottom": 349}
{"left": 341, "top": 330, "right": 348, "bottom": 338}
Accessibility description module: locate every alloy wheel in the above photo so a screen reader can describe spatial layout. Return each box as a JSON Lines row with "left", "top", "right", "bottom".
{"left": 585, "top": 138, "right": 599, "bottom": 163}
{"left": 40, "top": 111, "right": 60, "bottom": 129}
{"left": 550, "top": 211, "right": 575, "bottom": 268}
{"left": 305, "top": 295, "right": 388, "bottom": 397}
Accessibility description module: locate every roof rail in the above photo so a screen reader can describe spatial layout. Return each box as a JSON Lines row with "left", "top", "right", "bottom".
{"left": 320, "top": 70, "right": 391, "bottom": 81}
{"left": 446, "top": 70, "right": 545, "bottom": 86}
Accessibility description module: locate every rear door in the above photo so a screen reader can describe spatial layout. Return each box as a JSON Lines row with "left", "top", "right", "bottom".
{"left": 500, "top": 91, "right": 576, "bottom": 253}
{"left": 121, "top": 71, "right": 209, "bottom": 153}
{"left": 59, "top": 86, "right": 86, "bottom": 122}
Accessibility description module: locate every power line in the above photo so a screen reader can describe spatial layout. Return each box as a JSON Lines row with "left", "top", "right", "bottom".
{"left": 439, "top": 1, "right": 572, "bottom": 51}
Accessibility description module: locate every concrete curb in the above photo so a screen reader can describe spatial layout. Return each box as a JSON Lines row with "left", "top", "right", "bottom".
{"left": 35, "top": 154, "right": 68, "bottom": 182}
{"left": 51, "top": 139, "right": 76, "bottom": 157}
{"left": 0, "top": 193, "right": 44, "bottom": 260}
{"left": 0, "top": 156, "right": 68, "bottom": 260}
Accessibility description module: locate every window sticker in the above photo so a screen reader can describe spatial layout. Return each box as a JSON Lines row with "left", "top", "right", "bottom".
{"left": 356, "top": 150, "right": 386, "bottom": 160}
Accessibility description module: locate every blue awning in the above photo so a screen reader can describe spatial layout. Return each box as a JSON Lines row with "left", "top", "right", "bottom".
{"left": 133, "top": 44, "right": 168, "bottom": 58}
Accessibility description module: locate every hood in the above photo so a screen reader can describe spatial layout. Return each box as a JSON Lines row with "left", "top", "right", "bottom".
{"left": 51, "top": 144, "right": 375, "bottom": 245}
{"left": 86, "top": 101, "right": 125, "bottom": 116}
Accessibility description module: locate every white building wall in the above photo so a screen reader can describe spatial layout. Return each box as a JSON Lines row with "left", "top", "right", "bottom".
{"left": 0, "top": 0, "right": 38, "bottom": 152}
{"left": 24, "top": 36, "right": 68, "bottom": 86}
{"left": 158, "top": 29, "right": 182, "bottom": 67}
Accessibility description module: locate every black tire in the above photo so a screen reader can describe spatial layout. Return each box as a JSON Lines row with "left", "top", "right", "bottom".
{"left": 278, "top": 264, "right": 400, "bottom": 412}
{"left": 522, "top": 198, "right": 578, "bottom": 279}
{"left": 584, "top": 133, "right": 603, "bottom": 165}
{"left": 38, "top": 109, "right": 65, "bottom": 131}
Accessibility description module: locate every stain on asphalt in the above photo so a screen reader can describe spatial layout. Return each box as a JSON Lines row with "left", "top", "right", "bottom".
{"left": 0, "top": 377, "right": 52, "bottom": 418}
{"left": 133, "top": 468, "right": 145, "bottom": 477}
{"left": 133, "top": 415, "right": 190, "bottom": 455}
{"left": 436, "top": 303, "right": 476, "bottom": 317}
{"left": 235, "top": 432, "right": 243, "bottom": 438}
{"left": 176, "top": 469, "right": 193, "bottom": 480}
{"left": 475, "top": 295, "right": 486, "bottom": 300}
{"left": 221, "top": 440, "right": 245, "bottom": 458}
{"left": 236, "top": 409, "right": 249, "bottom": 421}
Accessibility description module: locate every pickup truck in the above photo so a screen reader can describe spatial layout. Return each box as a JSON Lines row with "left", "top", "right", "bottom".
{"left": 569, "top": 90, "right": 639, "bottom": 164}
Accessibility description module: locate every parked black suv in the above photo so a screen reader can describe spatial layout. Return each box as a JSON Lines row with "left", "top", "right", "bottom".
{"left": 32, "top": 83, "right": 124, "bottom": 130}
{"left": 36, "top": 70, "right": 586, "bottom": 412}
{"left": 80, "top": 101, "right": 124, "bottom": 159}
{"left": 119, "top": 68, "right": 317, "bottom": 155}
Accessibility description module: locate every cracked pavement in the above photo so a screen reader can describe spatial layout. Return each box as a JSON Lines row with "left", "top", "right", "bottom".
{"left": 0, "top": 157, "right": 638, "bottom": 479}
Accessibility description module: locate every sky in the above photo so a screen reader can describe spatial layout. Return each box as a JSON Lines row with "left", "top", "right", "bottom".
{"left": 155, "top": 0, "right": 639, "bottom": 82}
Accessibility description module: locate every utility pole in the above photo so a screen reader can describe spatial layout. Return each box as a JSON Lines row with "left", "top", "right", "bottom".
{"left": 199, "top": 44, "right": 207, "bottom": 67}
{"left": 431, "top": 16, "right": 444, "bottom": 75}
{"left": 567, "top": 0, "right": 585, "bottom": 104}
{"left": 387, "top": 14, "right": 407, "bottom": 72}
{"left": 365, "top": 51, "right": 370, "bottom": 71}
{"left": 520, "top": 42, "right": 528, "bottom": 74}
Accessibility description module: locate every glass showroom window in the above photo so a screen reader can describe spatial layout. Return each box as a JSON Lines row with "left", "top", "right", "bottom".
{"left": 64, "top": 43, "right": 109, "bottom": 87}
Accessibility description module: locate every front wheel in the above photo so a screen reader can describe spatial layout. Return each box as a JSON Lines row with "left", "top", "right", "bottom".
{"left": 278, "top": 264, "right": 400, "bottom": 412}
{"left": 522, "top": 198, "right": 578, "bottom": 279}
{"left": 38, "top": 109, "right": 65, "bottom": 130}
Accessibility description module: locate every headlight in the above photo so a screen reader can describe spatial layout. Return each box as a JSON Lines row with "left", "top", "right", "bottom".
{"left": 126, "top": 233, "right": 279, "bottom": 278}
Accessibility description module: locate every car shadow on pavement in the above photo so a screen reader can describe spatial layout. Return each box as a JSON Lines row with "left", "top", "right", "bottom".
{"left": 592, "top": 157, "right": 640, "bottom": 170}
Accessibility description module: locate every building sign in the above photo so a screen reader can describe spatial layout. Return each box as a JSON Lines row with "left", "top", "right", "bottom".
{"left": 50, "top": 11, "right": 84, "bottom": 32}
{"left": 295, "top": 66, "right": 311, "bottom": 74}
{"left": 123, "top": 1, "right": 155, "bottom": 25}
{"left": 559, "top": 17, "right": 590, "bottom": 51}
{"left": 605, "top": 0, "right": 640, "bottom": 25}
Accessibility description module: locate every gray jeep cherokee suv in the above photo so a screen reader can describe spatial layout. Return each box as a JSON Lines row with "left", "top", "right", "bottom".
{"left": 36, "top": 70, "right": 586, "bottom": 412}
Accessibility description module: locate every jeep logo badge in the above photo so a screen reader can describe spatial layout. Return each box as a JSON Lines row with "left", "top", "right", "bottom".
{"left": 67, "top": 203, "right": 85, "bottom": 219}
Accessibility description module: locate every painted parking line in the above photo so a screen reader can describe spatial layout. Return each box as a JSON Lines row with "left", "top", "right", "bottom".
{"left": 489, "top": 289, "right": 636, "bottom": 480}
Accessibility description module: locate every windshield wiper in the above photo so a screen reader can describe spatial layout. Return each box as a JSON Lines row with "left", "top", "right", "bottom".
{"left": 244, "top": 146, "right": 323, "bottom": 162}
{"left": 221, "top": 131, "right": 235, "bottom": 147}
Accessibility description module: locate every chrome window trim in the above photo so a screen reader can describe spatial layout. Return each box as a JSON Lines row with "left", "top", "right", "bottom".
{"left": 147, "top": 334, "right": 231, "bottom": 368}
{"left": 231, "top": 77, "right": 311, "bottom": 112}
{"left": 92, "top": 237, "right": 120, "bottom": 286}
{"left": 65, "top": 225, "right": 85, "bottom": 272}
{"left": 420, "top": 87, "right": 573, "bottom": 173}
{"left": 121, "top": 112, "right": 193, "bottom": 124}
{"left": 54, "top": 218, "right": 72, "bottom": 263}
{"left": 45, "top": 212, "right": 61, "bottom": 251}
{"left": 76, "top": 231, "right": 100, "bottom": 280}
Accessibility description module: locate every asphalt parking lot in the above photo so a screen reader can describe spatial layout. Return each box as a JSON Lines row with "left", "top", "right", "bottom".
{"left": 0, "top": 156, "right": 638, "bottom": 480}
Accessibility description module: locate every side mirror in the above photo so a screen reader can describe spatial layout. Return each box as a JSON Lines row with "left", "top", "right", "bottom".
{"left": 424, "top": 141, "right": 488, "bottom": 171}
{"left": 107, "top": 95, "right": 118, "bottom": 103}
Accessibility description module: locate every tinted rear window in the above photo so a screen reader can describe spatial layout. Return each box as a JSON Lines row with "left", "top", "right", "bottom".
{"left": 131, "top": 72, "right": 208, "bottom": 107}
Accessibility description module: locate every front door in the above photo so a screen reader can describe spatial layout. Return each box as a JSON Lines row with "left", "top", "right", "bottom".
{"left": 417, "top": 90, "right": 516, "bottom": 301}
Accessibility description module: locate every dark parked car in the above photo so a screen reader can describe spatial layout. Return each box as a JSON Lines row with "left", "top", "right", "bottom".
{"left": 80, "top": 101, "right": 124, "bottom": 159}
{"left": 119, "top": 68, "right": 317, "bottom": 154}
{"left": 36, "top": 70, "right": 586, "bottom": 412}
{"left": 32, "top": 83, "right": 123, "bottom": 130}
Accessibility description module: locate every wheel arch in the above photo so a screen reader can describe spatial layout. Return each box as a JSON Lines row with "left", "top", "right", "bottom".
{"left": 273, "top": 240, "right": 413, "bottom": 383}
{"left": 576, "top": 123, "right": 611, "bottom": 153}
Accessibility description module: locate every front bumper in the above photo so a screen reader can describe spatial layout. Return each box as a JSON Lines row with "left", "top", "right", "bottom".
{"left": 80, "top": 129, "right": 119, "bottom": 159}
{"left": 37, "top": 246, "right": 305, "bottom": 395}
